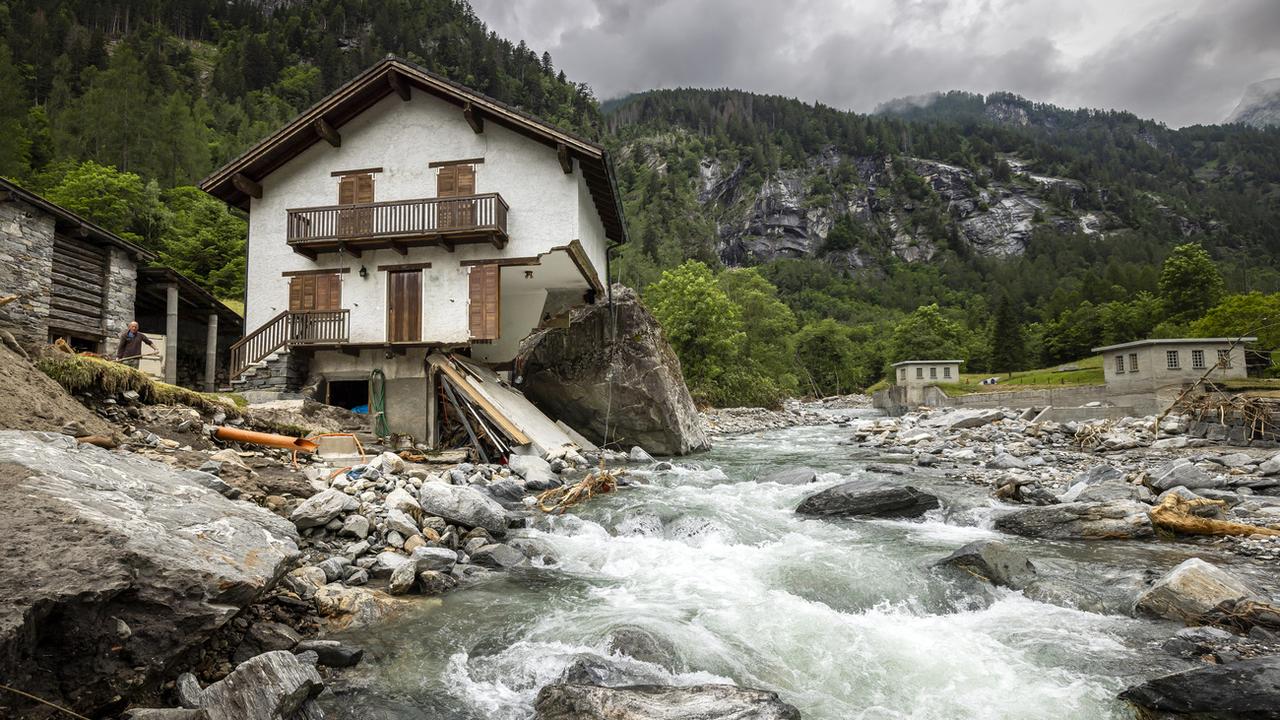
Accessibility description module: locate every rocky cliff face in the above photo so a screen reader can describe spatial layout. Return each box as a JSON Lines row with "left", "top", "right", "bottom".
{"left": 1226, "top": 78, "right": 1280, "bottom": 128}
{"left": 684, "top": 145, "right": 1117, "bottom": 267}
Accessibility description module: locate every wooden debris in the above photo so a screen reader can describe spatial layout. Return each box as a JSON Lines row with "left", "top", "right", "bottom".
{"left": 1201, "top": 598, "right": 1280, "bottom": 634}
{"left": 74, "top": 435, "right": 118, "bottom": 449}
{"left": 536, "top": 468, "right": 622, "bottom": 514}
{"left": 1149, "top": 493, "right": 1280, "bottom": 537}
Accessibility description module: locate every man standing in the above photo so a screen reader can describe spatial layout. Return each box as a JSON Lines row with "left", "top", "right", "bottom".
{"left": 116, "top": 321, "right": 155, "bottom": 368}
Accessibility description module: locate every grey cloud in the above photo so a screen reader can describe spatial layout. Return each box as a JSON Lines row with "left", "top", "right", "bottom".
{"left": 470, "top": 0, "right": 1280, "bottom": 126}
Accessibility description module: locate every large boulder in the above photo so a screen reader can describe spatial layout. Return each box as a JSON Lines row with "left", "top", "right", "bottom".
{"left": 1148, "top": 460, "right": 1226, "bottom": 492}
{"left": 934, "top": 540, "right": 1037, "bottom": 589}
{"left": 1135, "top": 558, "right": 1257, "bottom": 622}
{"left": 796, "top": 481, "right": 940, "bottom": 519}
{"left": 514, "top": 285, "right": 711, "bottom": 456}
{"left": 993, "top": 501, "right": 1154, "bottom": 540}
{"left": 1119, "top": 655, "right": 1280, "bottom": 719}
{"left": 418, "top": 481, "right": 509, "bottom": 536}
{"left": 0, "top": 431, "right": 300, "bottom": 718}
{"left": 533, "top": 683, "right": 801, "bottom": 720}
{"left": 289, "top": 488, "right": 358, "bottom": 529}
{"left": 760, "top": 466, "right": 819, "bottom": 485}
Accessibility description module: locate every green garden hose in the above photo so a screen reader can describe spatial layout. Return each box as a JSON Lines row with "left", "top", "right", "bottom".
{"left": 370, "top": 369, "right": 389, "bottom": 438}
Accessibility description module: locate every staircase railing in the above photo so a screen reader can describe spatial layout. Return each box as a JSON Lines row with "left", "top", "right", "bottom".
{"left": 229, "top": 310, "right": 350, "bottom": 379}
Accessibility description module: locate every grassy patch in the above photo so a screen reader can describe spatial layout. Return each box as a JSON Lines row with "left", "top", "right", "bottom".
{"left": 220, "top": 298, "right": 245, "bottom": 317}
{"left": 36, "top": 352, "right": 241, "bottom": 416}
{"left": 948, "top": 355, "right": 1105, "bottom": 393}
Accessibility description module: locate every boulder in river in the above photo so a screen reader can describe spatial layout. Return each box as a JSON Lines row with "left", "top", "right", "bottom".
{"left": 1119, "top": 655, "right": 1280, "bottom": 718}
{"left": 1147, "top": 459, "right": 1226, "bottom": 492}
{"left": 935, "top": 539, "right": 1037, "bottom": 589}
{"left": 418, "top": 481, "right": 510, "bottom": 536}
{"left": 1135, "top": 557, "right": 1257, "bottom": 622}
{"left": 761, "top": 466, "right": 819, "bottom": 485}
{"left": 533, "top": 683, "right": 801, "bottom": 720}
{"left": 198, "top": 650, "right": 324, "bottom": 720}
{"left": 993, "top": 500, "right": 1154, "bottom": 540}
{"left": 796, "top": 481, "right": 940, "bottom": 519}
{"left": 514, "top": 285, "right": 711, "bottom": 456}
{"left": 0, "top": 431, "right": 299, "bottom": 719}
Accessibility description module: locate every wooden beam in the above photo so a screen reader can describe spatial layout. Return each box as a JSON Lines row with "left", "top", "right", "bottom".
{"left": 0, "top": 190, "right": 14, "bottom": 202}
{"left": 376, "top": 261, "right": 432, "bottom": 271}
{"left": 330, "top": 167, "right": 383, "bottom": 177}
{"left": 387, "top": 70, "right": 411, "bottom": 101}
{"left": 341, "top": 346, "right": 362, "bottom": 357}
{"left": 490, "top": 233, "right": 506, "bottom": 250}
{"left": 463, "top": 101, "right": 483, "bottom": 134}
{"left": 557, "top": 143, "right": 573, "bottom": 174}
{"left": 281, "top": 268, "right": 351, "bottom": 277}
{"left": 232, "top": 173, "right": 262, "bottom": 199}
{"left": 390, "top": 242, "right": 407, "bottom": 256}
{"left": 313, "top": 118, "right": 341, "bottom": 147}
{"left": 428, "top": 158, "right": 485, "bottom": 168}
{"left": 337, "top": 241, "right": 361, "bottom": 258}
{"left": 440, "top": 238, "right": 455, "bottom": 253}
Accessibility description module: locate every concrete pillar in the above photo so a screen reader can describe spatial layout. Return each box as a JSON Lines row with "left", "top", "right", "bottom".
{"left": 426, "top": 364, "right": 439, "bottom": 450}
{"left": 164, "top": 284, "right": 178, "bottom": 385}
{"left": 204, "top": 312, "right": 218, "bottom": 392}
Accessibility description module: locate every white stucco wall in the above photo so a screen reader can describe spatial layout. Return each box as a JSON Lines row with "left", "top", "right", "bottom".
{"left": 244, "top": 91, "right": 610, "bottom": 344}
{"left": 1102, "top": 342, "right": 1248, "bottom": 391}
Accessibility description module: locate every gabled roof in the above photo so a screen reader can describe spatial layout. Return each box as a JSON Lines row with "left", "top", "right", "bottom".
{"left": 1092, "top": 337, "right": 1256, "bottom": 352}
{"left": 199, "top": 56, "right": 628, "bottom": 244}
{"left": 0, "top": 178, "right": 153, "bottom": 259}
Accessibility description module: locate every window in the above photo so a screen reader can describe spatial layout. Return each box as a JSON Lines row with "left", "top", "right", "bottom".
{"left": 1192, "top": 349, "right": 1206, "bottom": 369}
{"left": 929, "top": 367, "right": 937, "bottom": 379}
{"left": 916, "top": 367, "right": 924, "bottom": 379}
{"left": 468, "top": 263, "right": 501, "bottom": 340}
{"left": 1166, "top": 350, "right": 1180, "bottom": 369}
{"left": 1129, "top": 353, "right": 1138, "bottom": 373}
{"left": 1115, "top": 355, "right": 1125, "bottom": 374}
{"left": 1217, "top": 349, "right": 1232, "bottom": 368}
{"left": 898, "top": 368, "right": 906, "bottom": 381}
{"left": 336, "top": 172, "right": 375, "bottom": 235}
{"left": 288, "top": 272, "right": 342, "bottom": 312}
{"left": 944, "top": 367, "right": 952, "bottom": 379}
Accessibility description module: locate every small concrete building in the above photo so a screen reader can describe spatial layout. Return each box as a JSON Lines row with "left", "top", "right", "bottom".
{"left": 0, "top": 178, "right": 243, "bottom": 389}
{"left": 892, "top": 359, "right": 962, "bottom": 404}
{"left": 1092, "top": 338, "right": 1253, "bottom": 392}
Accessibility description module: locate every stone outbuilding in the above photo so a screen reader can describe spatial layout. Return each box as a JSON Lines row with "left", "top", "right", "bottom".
{"left": 1092, "top": 338, "right": 1253, "bottom": 393}
{"left": 891, "top": 359, "right": 963, "bottom": 404}
{"left": 0, "top": 178, "right": 243, "bottom": 390}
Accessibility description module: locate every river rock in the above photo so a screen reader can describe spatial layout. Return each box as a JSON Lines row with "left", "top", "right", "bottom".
{"left": 339, "top": 513, "right": 370, "bottom": 539}
{"left": 1058, "top": 465, "right": 1125, "bottom": 503}
{"left": 417, "top": 570, "right": 459, "bottom": 595}
{"left": 761, "top": 466, "right": 818, "bottom": 485}
{"left": 533, "top": 683, "right": 801, "bottom": 720}
{"left": 314, "top": 583, "right": 409, "bottom": 630}
{"left": 1135, "top": 558, "right": 1257, "bottom": 622}
{"left": 0, "top": 431, "right": 299, "bottom": 718}
{"left": 935, "top": 539, "right": 1036, "bottom": 589}
{"left": 993, "top": 500, "right": 1154, "bottom": 540}
{"left": 1258, "top": 453, "right": 1280, "bottom": 476}
{"left": 486, "top": 477, "right": 529, "bottom": 504}
{"left": 606, "top": 626, "right": 680, "bottom": 667}
{"left": 514, "top": 285, "right": 712, "bottom": 456}
{"left": 796, "top": 481, "right": 940, "bottom": 519}
{"left": 410, "top": 545, "right": 458, "bottom": 573}
{"left": 1119, "top": 655, "right": 1280, "bottom": 718}
{"left": 123, "top": 710, "right": 207, "bottom": 720}
{"left": 386, "top": 508, "right": 420, "bottom": 537}
{"left": 1148, "top": 459, "right": 1226, "bottom": 492}
{"left": 385, "top": 487, "right": 421, "bottom": 515}
{"left": 198, "top": 650, "right": 323, "bottom": 720}
{"left": 295, "top": 639, "right": 364, "bottom": 668}
{"left": 388, "top": 562, "right": 417, "bottom": 595}
{"left": 418, "top": 481, "right": 509, "bottom": 536}
{"left": 470, "top": 542, "right": 527, "bottom": 569}
{"left": 987, "top": 453, "right": 1027, "bottom": 470}
{"left": 510, "top": 454, "right": 557, "bottom": 487}
{"left": 290, "top": 488, "right": 358, "bottom": 529}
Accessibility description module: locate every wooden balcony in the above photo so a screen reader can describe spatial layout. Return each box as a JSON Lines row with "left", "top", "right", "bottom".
{"left": 286, "top": 193, "right": 509, "bottom": 258}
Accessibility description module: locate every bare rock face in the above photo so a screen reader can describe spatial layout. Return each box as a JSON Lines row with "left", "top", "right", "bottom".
{"left": 0, "top": 431, "right": 300, "bottom": 718}
{"left": 1135, "top": 558, "right": 1257, "bottom": 623}
{"left": 515, "top": 285, "right": 711, "bottom": 456}
{"left": 1119, "top": 655, "right": 1280, "bottom": 718}
{"left": 533, "top": 683, "right": 801, "bottom": 720}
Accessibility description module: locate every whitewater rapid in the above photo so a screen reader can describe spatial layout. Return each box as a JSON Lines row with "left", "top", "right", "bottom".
{"left": 323, "top": 413, "right": 1193, "bottom": 719}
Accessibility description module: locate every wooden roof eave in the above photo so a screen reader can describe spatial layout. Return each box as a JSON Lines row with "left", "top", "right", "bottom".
{"left": 198, "top": 58, "right": 625, "bottom": 240}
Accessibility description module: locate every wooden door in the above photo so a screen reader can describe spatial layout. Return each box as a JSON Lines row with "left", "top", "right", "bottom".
{"left": 468, "top": 263, "right": 500, "bottom": 340}
{"left": 337, "top": 173, "right": 375, "bottom": 236}
{"left": 387, "top": 270, "right": 422, "bottom": 343}
{"left": 437, "top": 164, "right": 476, "bottom": 229}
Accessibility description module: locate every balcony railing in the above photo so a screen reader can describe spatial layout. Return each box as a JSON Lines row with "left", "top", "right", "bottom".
{"left": 285, "top": 193, "right": 509, "bottom": 256}
{"left": 230, "top": 310, "right": 350, "bottom": 379}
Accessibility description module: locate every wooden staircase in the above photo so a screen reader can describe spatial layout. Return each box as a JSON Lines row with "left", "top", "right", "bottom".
{"left": 230, "top": 310, "right": 350, "bottom": 379}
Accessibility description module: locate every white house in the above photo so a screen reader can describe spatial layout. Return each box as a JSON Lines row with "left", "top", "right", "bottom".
{"left": 1092, "top": 338, "right": 1253, "bottom": 392}
{"left": 891, "top": 360, "right": 963, "bottom": 405}
{"left": 200, "top": 57, "right": 626, "bottom": 444}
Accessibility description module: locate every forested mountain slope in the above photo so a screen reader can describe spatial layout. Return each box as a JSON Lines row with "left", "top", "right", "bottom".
{"left": 0, "top": 0, "right": 597, "bottom": 297}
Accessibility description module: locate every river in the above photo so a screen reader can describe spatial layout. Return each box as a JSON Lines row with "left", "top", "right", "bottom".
{"left": 323, "top": 410, "right": 1206, "bottom": 719}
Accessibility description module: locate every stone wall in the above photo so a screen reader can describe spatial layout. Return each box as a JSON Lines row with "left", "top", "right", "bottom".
{"left": 0, "top": 200, "right": 55, "bottom": 347}
{"left": 102, "top": 246, "right": 137, "bottom": 347}
{"left": 236, "top": 351, "right": 310, "bottom": 393}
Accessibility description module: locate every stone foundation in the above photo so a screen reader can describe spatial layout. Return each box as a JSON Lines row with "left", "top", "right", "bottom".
{"left": 0, "top": 200, "right": 55, "bottom": 347}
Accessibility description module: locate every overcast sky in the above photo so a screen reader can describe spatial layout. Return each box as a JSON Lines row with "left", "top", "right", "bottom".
{"left": 469, "top": 0, "right": 1280, "bottom": 128}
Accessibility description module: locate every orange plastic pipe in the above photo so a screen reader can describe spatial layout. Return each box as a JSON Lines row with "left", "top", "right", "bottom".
{"left": 214, "top": 426, "right": 318, "bottom": 453}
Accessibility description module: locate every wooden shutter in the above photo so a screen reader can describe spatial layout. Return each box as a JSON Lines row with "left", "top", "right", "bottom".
{"left": 387, "top": 270, "right": 422, "bottom": 343}
{"left": 338, "top": 175, "right": 357, "bottom": 205}
{"left": 436, "top": 166, "right": 458, "bottom": 197}
{"left": 468, "top": 264, "right": 500, "bottom": 340}
{"left": 455, "top": 165, "right": 475, "bottom": 196}
{"left": 289, "top": 273, "right": 341, "bottom": 312}
{"left": 354, "top": 173, "right": 374, "bottom": 203}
